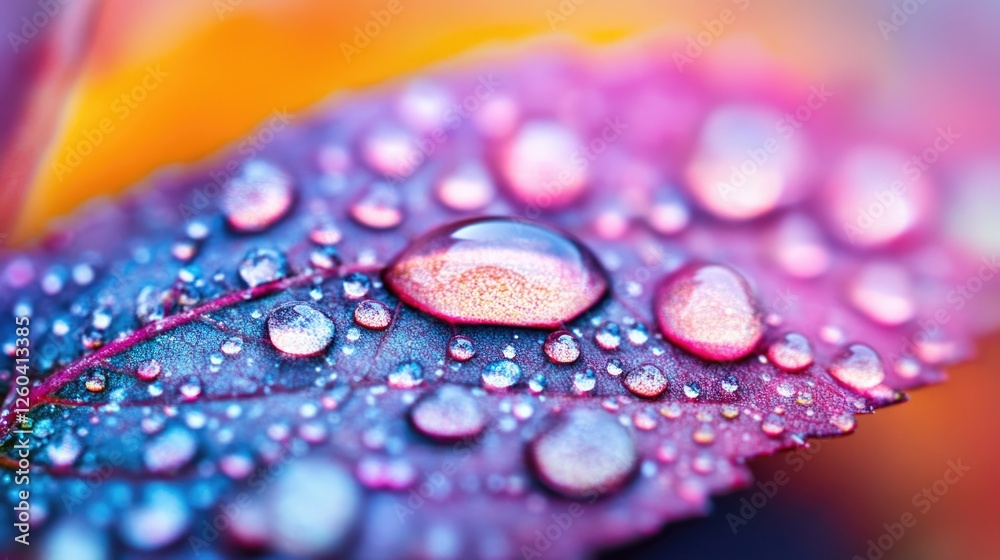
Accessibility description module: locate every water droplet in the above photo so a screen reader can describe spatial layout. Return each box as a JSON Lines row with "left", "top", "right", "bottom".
{"left": 683, "top": 381, "right": 701, "bottom": 399}
{"left": 410, "top": 385, "right": 485, "bottom": 441}
{"left": 220, "top": 160, "right": 295, "bottom": 233}
{"left": 388, "top": 361, "right": 423, "bottom": 388}
{"left": 309, "top": 247, "right": 341, "bottom": 270}
{"left": 221, "top": 337, "right": 244, "bottom": 356}
{"left": 720, "top": 404, "right": 740, "bottom": 419}
{"left": 766, "top": 332, "right": 814, "bottom": 372}
{"left": 627, "top": 323, "right": 649, "bottom": 345}
{"left": 544, "top": 331, "right": 581, "bottom": 364}
{"left": 623, "top": 364, "right": 668, "bottom": 398}
{"left": 384, "top": 217, "right": 607, "bottom": 328}
{"left": 85, "top": 372, "right": 106, "bottom": 392}
{"left": 761, "top": 414, "right": 786, "bottom": 437}
{"left": 606, "top": 359, "right": 623, "bottom": 376}
{"left": 238, "top": 248, "right": 287, "bottom": 287}
{"left": 436, "top": 161, "right": 496, "bottom": 211}
{"left": 647, "top": 190, "right": 691, "bottom": 235}
{"left": 354, "top": 300, "right": 392, "bottom": 330}
{"left": 144, "top": 426, "right": 197, "bottom": 473}
{"left": 47, "top": 433, "right": 82, "bottom": 467}
{"left": 692, "top": 424, "right": 715, "bottom": 445}
{"left": 686, "top": 105, "right": 805, "bottom": 220}
{"left": 655, "top": 263, "right": 764, "bottom": 361}
{"left": 361, "top": 124, "right": 422, "bottom": 178}
{"left": 721, "top": 375, "right": 740, "bottom": 393}
{"left": 265, "top": 460, "right": 360, "bottom": 556}
{"left": 529, "top": 410, "right": 637, "bottom": 498}
{"left": 309, "top": 221, "right": 343, "bottom": 246}
{"left": 119, "top": 486, "right": 191, "bottom": 550}
{"left": 482, "top": 360, "right": 520, "bottom": 390}
{"left": 267, "top": 302, "right": 335, "bottom": 356}
{"left": 573, "top": 369, "right": 597, "bottom": 393}
{"left": 350, "top": 182, "right": 404, "bottom": 229}
{"left": 826, "top": 146, "right": 935, "bottom": 247}
{"left": 830, "top": 413, "right": 856, "bottom": 433}
{"left": 179, "top": 376, "right": 202, "bottom": 401}
{"left": 828, "top": 343, "right": 886, "bottom": 392}
{"left": 633, "top": 409, "right": 658, "bottom": 431}
{"left": 342, "top": 273, "right": 371, "bottom": 300}
{"left": 595, "top": 322, "right": 622, "bottom": 350}
{"left": 137, "top": 360, "right": 162, "bottom": 381}
{"left": 848, "top": 262, "right": 915, "bottom": 326}
{"left": 501, "top": 121, "right": 587, "bottom": 211}
{"left": 528, "top": 373, "right": 547, "bottom": 394}
{"left": 447, "top": 336, "right": 476, "bottom": 362}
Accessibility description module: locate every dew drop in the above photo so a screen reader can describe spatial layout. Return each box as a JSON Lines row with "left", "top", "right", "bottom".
{"left": 384, "top": 218, "right": 607, "bottom": 327}
{"left": 239, "top": 248, "right": 288, "bottom": 287}
{"left": 482, "top": 360, "right": 520, "bottom": 390}
{"left": 267, "top": 302, "right": 335, "bottom": 356}
{"left": 501, "top": 121, "right": 587, "bottom": 210}
{"left": 85, "top": 372, "right": 106, "bottom": 393}
{"left": 529, "top": 410, "right": 637, "bottom": 498}
{"left": 144, "top": 427, "right": 197, "bottom": 473}
{"left": 309, "top": 221, "right": 343, "bottom": 246}
{"left": 543, "top": 331, "right": 581, "bottom": 364}
{"left": 436, "top": 161, "right": 496, "bottom": 211}
{"left": 627, "top": 323, "right": 649, "bottom": 346}
{"left": 388, "top": 361, "right": 424, "bottom": 389}
{"left": 137, "top": 359, "right": 162, "bottom": 381}
{"left": 848, "top": 262, "right": 915, "bottom": 326}
{"left": 647, "top": 190, "right": 691, "bottom": 235}
{"left": 47, "top": 433, "right": 82, "bottom": 467}
{"left": 573, "top": 369, "right": 597, "bottom": 393}
{"left": 606, "top": 359, "right": 623, "bottom": 376}
{"left": 766, "top": 332, "right": 814, "bottom": 372}
{"left": 683, "top": 381, "right": 701, "bottom": 399}
{"left": 221, "top": 337, "right": 244, "bottom": 356}
{"left": 595, "top": 322, "right": 622, "bottom": 350}
{"left": 179, "top": 376, "right": 202, "bottom": 401}
{"left": 655, "top": 264, "right": 763, "bottom": 361}
{"left": 623, "top": 364, "right": 668, "bottom": 398}
{"left": 761, "top": 414, "right": 786, "bottom": 437}
{"left": 410, "top": 385, "right": 485, "bottom": 441}
{"left": 354, "top": 300, "right": 393, "bottom": 330}
{"left": 220, "top": 160, "right": 295, "bottom": 233}
{"left": 350, "top": 182, "right": 404, "bottom": 229}
{"left": 447, "top": 335, "right": 476, "bottom": 362}
{"left": 342, "top": 273, "right": 371, "bottom": 300}
{"left": 771, "top": 213, "right": 831, "bottom": 279}
{"left": 361, "top": 124, "right": 421, "bottom": 178}
{"left": 119, "top": 486, "right": 191, "bottom": 550}
{"left": 692, "top": 424, "right": 715, "bottom": 445}
{"left": 721, "top": 375, "right": 740, "bottom": 393}
{"left": 830, "top": 413, "right": 857, "bottom": 433}
{"left": 528, "top": 374, "right": 547, "bottom": 394}
{"left": 828, "top": 343, "right": 886, "bottom": 392}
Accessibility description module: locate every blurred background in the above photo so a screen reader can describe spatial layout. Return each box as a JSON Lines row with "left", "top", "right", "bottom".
{"left": 2, "top": 0, "right": 998, "bottom": 558}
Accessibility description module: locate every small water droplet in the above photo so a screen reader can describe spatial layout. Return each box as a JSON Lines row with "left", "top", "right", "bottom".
{"left": 761, "top": 414, "right": 786, "bottom": 437}
{"left": 220, "top": 160, "right": 295, "bottom": 233}
{"left": 180, "top": 376, "right": 202, "bottom": 401}
{"left": 623, "top": 364, "right": 668, "bottom": 398}
{"left": 137, "top": 359, "right": 162, "bottom": 381}
{"left": 267, "top": 302, "right": 335, "bottom": 356}
{"left": 828, "top": 343, "right": 886, "bottom": 392}
{"left": 501, "top": 121, "right": 587, "bottom": 211}
{"left": 309, "top": 221, "right": 343, "bottom": 246}
{"left": 436, "top": 161, "right": 496, "bottom": 211}
{"left": 573, "top": 369, "right": 597, "bottom": 393}
{"left": 528, "top": 373, "right": 548, "bottom": 394}
{"left": 529, "top": 409, "right": 637, "bottom": 498}
{"left": 410, "top": 385, "right": 485, "bottom": 441}
{"left": 771, "top": 213, "right": 831, "bottom": 279}
{"left": 447, "top": 336, "right": 476, "bottom": 362}
{"left": 647, "top": 190, "right": 691, "bottom": 235}
{"left": 544, "top": 331, "right": 581, "bottom": 364}
{"left": 354, "top": 300, "right": 393, "bottom": 330}
{"left": 655, "top": 263, "right": 763, "bottom": 361}
{"left": 482, "top": 360, "right": 520, "bottom": 390}
{"left": 221, "top": 337, "right": 244, "bottom": 356}
{"left": 721, "top": 375, "right": 740, "bottom": 393}
{"left": 692, "top": 424, "right": 715, "bottom": 445}
{"left": 848, "top": 262, "right": 915, "bottom": 326}
{"left": 627, "top": 323, "right": 649, "bottom": 346}
{"left": 384, "top": 218, "right": 607, "bottom": 327}
{"left": 350, "top": 182, "right": 404, "bottom": 229}
{"left": 606, "top": 359, "right": 623, "bottom": 376}
{"left": 830, "top": 413, "right": 856, "bottom": 433}
{"left": 47, "top": 433, "right": 82, "bottom": 467}
{"left": 85, "top": 372, "right": 106, "bottom": 392}
{"left": 144, "top": 426, "right": 197, "bottom": 473}
{"left": 766, "top": 332, "right": 814, "bottom": 372}
{"left": 388, "top": 361, "right": 424, "bottom": 389}
{"left": 595, "top": 322, "right": 622, "bottom": 350}
{"left": 239, "top": 248, "right": 287, "bottom": 287}
{"left": 342, "top": 273, "right": 371, "bottom": 300}
{"left": 720, "top": 404, "right": 740, "bottom": 419}
{"left": 683, "top": 381, "right": 701, "bottom": 399}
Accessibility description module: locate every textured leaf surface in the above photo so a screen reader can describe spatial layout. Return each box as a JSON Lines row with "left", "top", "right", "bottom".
{"left": 1, "top": 41, "right": 997, "bottom": 559}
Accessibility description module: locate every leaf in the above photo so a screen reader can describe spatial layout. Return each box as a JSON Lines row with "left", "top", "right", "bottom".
{"left": 1, "top": 41, "right": 997, "bottom": 559}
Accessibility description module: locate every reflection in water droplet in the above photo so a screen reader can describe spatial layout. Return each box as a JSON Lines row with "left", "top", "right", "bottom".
{"left": 354, "top": 300, "right": 393, "bottom": 330}
{"left": 388, "top": 361, "right": 424, "bottom": 389}
{"left": 384, "top": 218, "right": 607, "bottom": 328}
{"left": 501, "top": 121, "right": 587, "bottom": 211}
{"left": 655, "top": 264, "right": 763, "bottom": 361}
{"left": 766, "top": 332, "right": 814, "bottom": 372}
{"left": 530, "top": 410, "right": 637, "bottom": 498}
{"left": 267, "top": 302, "right": 335, "bottom": 356}
{"left": 447, "top": 336, "right": 476, "bottom": 362}
{"left": 544, "top": 331, "right": 581, "bottom": 364}
{"left": 848, "top": 262, "right": 915, "bottom": 326}
{"left": 482, "top": 360, "right": 520, "bottom": 390}
{"left": 623, "top": 364, "right": 668, "bottom": 398}
{"left": 220, "top": 161, "right": 295, "bottom": 233}
{"left": 828, "top": 343, "right": 886, "bottom": 392}
{"left": 410, "top": 385, "right": 485, "bottom": 441}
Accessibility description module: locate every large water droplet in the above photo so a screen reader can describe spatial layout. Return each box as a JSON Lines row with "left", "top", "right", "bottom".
{"left": 655, "top": 264, "right": 763, "bottom": 361}
{"left": 384, "top": 218, "right": 606, "bottom": 328}
{"left": 828, "top": 343, "right": 886, "bottom": 392}
{"left": 481, "top": 360, "right": 520, "bottom": 390}
{"left": 220, "top": 160, "right": 295, "bottom": 233}
{"left": 766, "top": 332, "right": 814, "bottom": 372}
{"left": 501, "top": 121, "right": 587, "bottom": 212}
{"left": 529, "top": 410, "right": 637, "bottom": 498}
{"left": 267, "top": 302, "right": 335, "bottom": 356}
{"left": 410, "top": 385, "right": 486, "bottom": 441}
{"left": 239, "top": 248, "right": 288, "bottom": 287}
{"left": 544, "top": 331, "right": 581, "bottom": 364}
{"left": 623, "top": 364, "right": 668, "bottom": 398}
